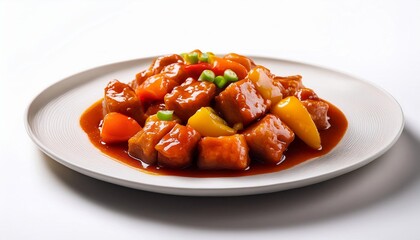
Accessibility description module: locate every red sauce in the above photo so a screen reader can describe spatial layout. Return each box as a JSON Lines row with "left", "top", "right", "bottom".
{"left": 80, "top": 100, "right": 347, "bottom": 177}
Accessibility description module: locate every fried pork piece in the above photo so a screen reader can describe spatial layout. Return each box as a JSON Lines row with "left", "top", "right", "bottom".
{"left": 155, "top": 124, "right": 201, "bottom": 169}
{"left": 197, "top": 134, "right": 250, "bottom": 170}
{"left": 295, "top": 88, "right": 330, "bottom": 130}
{"left": 274, "top": 75, "right": 304, "bottom": 97}
{"left": 165, "top": 78, "right": 217, "bottom": 123}
{"left": 161, "top": 63, "right": 188, "bottom": 84}
{"left": 243, "top": 114, "right": 295, "bottom": 164}
{"left": 295, "top": 87, "right": 319, "bottom": 101}
{"left": 128, "top": 115, "right": 177, "bottom": 165}
{"left": 302, "top": 100, "right": 330, "bottom": 130}
{"left": 143, "top": 103, "right": 166, "bottom": 120}
{"left": 215, "top": 79, "right": 269, "bottom": 127}
{"left": 132, "top": 54, "right": 184, "bottom": 88}
{"left": 103, "top": 80, "right": 145, "bottom": 125}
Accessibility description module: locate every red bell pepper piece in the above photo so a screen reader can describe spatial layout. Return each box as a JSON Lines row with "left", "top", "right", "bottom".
{"left": 183, "top": 63, "right": 212, "bottom": 79}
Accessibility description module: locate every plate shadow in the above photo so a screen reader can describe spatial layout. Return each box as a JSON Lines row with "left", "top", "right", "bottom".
{"left": 41, "top": 128, "right": 420, "bottom": 230}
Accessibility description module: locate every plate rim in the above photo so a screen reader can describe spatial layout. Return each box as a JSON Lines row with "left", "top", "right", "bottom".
{"left": 24, "top": 55, "right": 405, "bottom": 196}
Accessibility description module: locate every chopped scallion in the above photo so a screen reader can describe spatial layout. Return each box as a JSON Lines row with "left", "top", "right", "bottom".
{"left": 180, "top": 53, "right": 188, "bottom": 62}
{"left": 199, "top": 52, "right": 209, "bottom": 62}
{"left": 214, "top": 76, "right": 228, "bottom": 88}
{"left": 157, "top": 110, "right": 174, "bottom": 121}
{"left": 187, "top": 52, "right": 199, "bottom": 64}
{"left": 198, "top": 70, "right": 215, "bottom": 82}
{"left": 224, "top": 69, "right": 238, "bottom": 82}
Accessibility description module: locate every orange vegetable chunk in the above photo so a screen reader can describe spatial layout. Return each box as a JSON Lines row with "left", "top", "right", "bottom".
{"left": 100, "top": 112, "right": 142, "bottom": 144}
{"left": 271, "top": 96, "right": 321, "bottom": 150}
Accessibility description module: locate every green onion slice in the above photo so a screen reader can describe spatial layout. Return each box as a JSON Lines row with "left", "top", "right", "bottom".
{"left": 198, "top": 69, "right": 215, "bottom": 82}
{"left": 187, "top": 52, "right": 199, "bottom": 64}
{"left": 224, "top": 69, "right": 238, "bottom": 82}
{"left": 157, "top": 110, "right": 174, "bottom": 121}
{"left": 180, "top": 52, "right": 188, "bottom": 62}
{"left": 199, "top": 52, "right": 209, "bottom": 62}
{"left": 214, "top": 76, "right": 228, "bottom": 88}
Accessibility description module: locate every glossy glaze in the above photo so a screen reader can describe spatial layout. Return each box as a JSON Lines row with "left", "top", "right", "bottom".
{"left": 80, "top": 99, "right": 347, "bottom": 177}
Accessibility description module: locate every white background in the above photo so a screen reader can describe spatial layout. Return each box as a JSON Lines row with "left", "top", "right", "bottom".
{"left": 1, "top": 0, "right": 420, "bottom": 239}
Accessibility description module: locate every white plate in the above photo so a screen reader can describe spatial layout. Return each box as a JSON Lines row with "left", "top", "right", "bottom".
{"left": 25, "top": 56, "right": 404, "bottom": 196}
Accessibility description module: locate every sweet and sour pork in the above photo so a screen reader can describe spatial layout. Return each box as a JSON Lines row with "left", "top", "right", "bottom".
{"left": 100, "top": 51, "right": 332, "bottom": 171}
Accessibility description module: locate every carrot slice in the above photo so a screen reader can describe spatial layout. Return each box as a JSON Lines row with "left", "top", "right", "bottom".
{"left": 136, "top": 74, "right": 178, "bottom": 102}
{"left": 223, "top": 53, "right": 255, "bottom": 71}
{"left": 211, "top": 57, "right": 248, "bottom": 80}
{"left": 100, "top": 112, "right": 142, "bottom": 144}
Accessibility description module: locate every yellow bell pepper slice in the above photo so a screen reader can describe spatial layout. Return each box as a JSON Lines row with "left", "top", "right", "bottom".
{"left": 187, "top": 107, "right": 236, "bottom": 137}
{"left": 248, "top": 66, "right": 283, "bottom": 105}
{"left": 271, "top": 96, "right": 321, "bottom": 150}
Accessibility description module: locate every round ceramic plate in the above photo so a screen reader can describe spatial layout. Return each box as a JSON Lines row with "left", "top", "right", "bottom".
{"left": 25, "top": 56, "right": 404, "bottom": 196}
